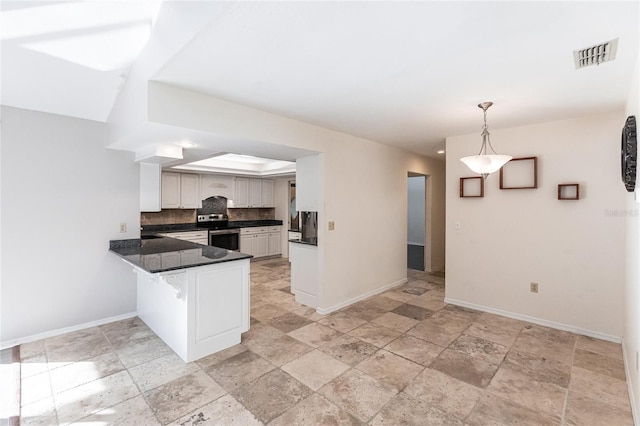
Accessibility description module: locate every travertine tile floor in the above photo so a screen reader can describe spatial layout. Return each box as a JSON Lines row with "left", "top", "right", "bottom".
{"left": 20, "top": 258, "right": 633, "bottom": 425}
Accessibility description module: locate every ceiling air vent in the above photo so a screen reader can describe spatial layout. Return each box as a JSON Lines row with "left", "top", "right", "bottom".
{"left": 573, "top": 38, "right": 618, "bottom": 69}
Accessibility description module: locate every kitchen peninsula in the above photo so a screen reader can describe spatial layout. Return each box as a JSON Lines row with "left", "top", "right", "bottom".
{"left": 109, "top": 237, "right": 252, "bottom": 362}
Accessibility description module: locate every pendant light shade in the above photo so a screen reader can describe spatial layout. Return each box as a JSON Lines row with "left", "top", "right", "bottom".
{"left": 460, "top": 154, "right": 512, "bottom": 174}
{"left": 460, "top": 102, "right": 512, "bottom": 178}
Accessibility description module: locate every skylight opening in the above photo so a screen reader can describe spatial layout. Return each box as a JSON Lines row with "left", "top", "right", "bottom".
{"left": 173, "top": 154, "right": 296, "bottom": 177}
{"left": 1, "top": 1, "right": 162, "bottom": 71}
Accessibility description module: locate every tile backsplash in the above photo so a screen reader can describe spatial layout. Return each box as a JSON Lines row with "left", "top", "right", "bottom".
{"left": 228, "top": 208, "right": 275, "bottom": 221}
{"left": 140, "top": 208, "right": 275, "bottom": 225}
{"left": 141, "top": 209, "right": 196, "bottom": 226}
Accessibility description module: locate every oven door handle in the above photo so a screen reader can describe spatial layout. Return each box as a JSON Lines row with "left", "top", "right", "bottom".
{"left": 209, "top": 229, "right": 240, "bottom": 235}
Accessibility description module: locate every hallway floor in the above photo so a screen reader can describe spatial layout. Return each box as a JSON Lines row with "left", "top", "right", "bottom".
{"left": 19, "top": 259, "right": 633, "bottom": 425}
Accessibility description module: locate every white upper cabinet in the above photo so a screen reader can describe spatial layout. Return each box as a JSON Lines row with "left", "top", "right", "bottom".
{"left": 234, "top": 178, "right": 274, "bottom": 208}
{"left": 234, "top": 177, "right": 250, "bottom": 207}
{"left": 200, "top": 174, "right": 234, "bottom": 200}
{"left": 159, "top": 173, "right": 275, "bottom": 210}
{"left": 161, "top": 172, "right": 181, "bottom": 209}
{"left": 180, "top": 174, "right": 200, "bottom": 208}
{"left": 162, "top": 172, "right": 200, "bottom": 209}
{"left": 261, "top": 179, "right": 275, "bottom": 208}
{"left": 249, "top": 179, "right": 262, "bottom": 207}
{"left": 140, "top": 162, "right": 161, "bottom": 212}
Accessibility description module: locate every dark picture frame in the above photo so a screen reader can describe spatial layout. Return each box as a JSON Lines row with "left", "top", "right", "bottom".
{"left": 460, "top": 176, "right": 484, "bottom": 198}
{"left": 558, "top": 184, "right": 580, "bottom": 200}
{"left": 500, "top": 157, "right": 538, "bottom": 189}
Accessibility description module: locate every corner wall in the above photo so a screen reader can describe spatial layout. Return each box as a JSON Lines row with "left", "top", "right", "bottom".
{"left": 624, "top": 55, "right": 640, "bottom": 421}
{"left": 0, "top": 107, "right": 140, "bottom": 346}
{"left": 446, "top": 112, "right": 626, "bottom": 339}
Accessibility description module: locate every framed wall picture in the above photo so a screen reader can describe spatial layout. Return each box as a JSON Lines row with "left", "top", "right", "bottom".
{"left": 558, "top": 183, "right": 579, "bottom": 200}
{"left": 460, "top": 176, "right": 484, "bottom": 198}
{"left": 500, "top": 157, "right": 538, "bottom": 189}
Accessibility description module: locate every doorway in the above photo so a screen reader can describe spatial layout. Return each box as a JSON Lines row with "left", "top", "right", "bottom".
{"left": 407, "top": 174, "right": 427, "bottom": 270}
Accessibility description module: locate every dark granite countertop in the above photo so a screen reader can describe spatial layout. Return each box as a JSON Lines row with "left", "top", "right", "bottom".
{"left": 141, "top": 220, "right": 283, "bottom": 237}
{"left": 289, "top": 238, "right": 318, "bottom": 246}
{"left": 110, "top": 238, "right": 252, "bottom": 273}
{"left": 140, "top": 223, "right": 208, "bottom": 237}
{"left": 228, "top": 220, "right": 283, "bottom": 228}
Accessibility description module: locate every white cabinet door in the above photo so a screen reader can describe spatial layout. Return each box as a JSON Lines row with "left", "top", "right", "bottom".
{"left": 268, "top": 232, "right": 281, "bottom": 255}
{"left": 158, "top": 231, "right": 208, "bottom": 245}
{"left": 162, "top": 172, "right": 181, "bottom": 209}
{"left": 240, "top": 234, "right": 254, "bottom": 255}
{"left": 289, "top": 242, "right": 318, "bottom": 308}
{"left": 140, "top": 162, "right": 161, "bottom": 212}
{"left": 234, "top": 177, "right": 250, "bottom": 207}
{"left": 261, "top": 179, "right": 275, "bottom": 207}
{"left": 254, "top": 233, "right": 269, "bottom": 257}
{"left": 180, "top": 174, "right": 200, "bottom": 208}
{"left": 249, "top": 179, "right": 262, "bottom": 207}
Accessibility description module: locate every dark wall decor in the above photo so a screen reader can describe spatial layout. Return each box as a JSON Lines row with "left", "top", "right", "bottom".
{"left": 460, "top": 177, "right": 484, "bottom": 198}
{"left": 558, "top": 184, "right": 580, "bottom": 200}
{"left": 499, "top": 157, "right": 538, "bottom": 189}
{"left": 621, "top": 115, "right": 637, "bottom": 192}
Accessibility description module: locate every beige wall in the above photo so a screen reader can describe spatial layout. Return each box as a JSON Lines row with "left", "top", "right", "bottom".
{"left": 146, "top": 82, "right": 446, "bottom": 312}
{"left": 1, "top": 107, "right": 140, "bottom": 345}
{"left": 446, "top": 112, "right": 626, "bottom": 339}
{"left": 624, "top": 56, "right": 640, "bottom": 421}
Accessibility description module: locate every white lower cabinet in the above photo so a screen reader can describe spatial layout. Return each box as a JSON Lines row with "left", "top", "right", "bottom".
{"left": 136, "top": 259, "right": 250, "bottom": 362}
{"left": 268, "top": 226, "right": 282, "bottom": 255}
{"left": 289, "top": 242, "right": 318, "bottom": 308}
{"left": 254, "top": 233, "right": 269, "bottom": 257}
{"left": 240, "top": 226, "right": 281, "bottom": 258}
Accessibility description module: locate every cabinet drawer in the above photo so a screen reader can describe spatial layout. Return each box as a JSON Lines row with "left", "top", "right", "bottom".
{"left": 159, "top": 231, "right": 207, "bottom": 238}
{"left": 240, "top": 227, "right": 268, "bottom": 235}
{"left": 268, "top": 226, "right": 281, "bottom": 232}
{"left": 158, "top": 231, "right": 208, "bottom": 244}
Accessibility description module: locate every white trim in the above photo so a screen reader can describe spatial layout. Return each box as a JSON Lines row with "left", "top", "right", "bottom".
{"left": 316, "top": 278, "right": 407, "bottom": 315}
{"left": 0, "top": 312, "right": 137, "bottom": 350}
{"left": 444, "top": 297, "right": 622, "bottom": 343}
{"left": 622, "top": 340, "right": 639, "bottom": 425}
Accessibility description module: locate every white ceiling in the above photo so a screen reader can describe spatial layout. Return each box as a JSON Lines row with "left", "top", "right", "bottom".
{"left": 0, "top": 0, "right": 161, "bottom": 121}
{"left": 2, "top": 1, "right": 638, "bottom": 158}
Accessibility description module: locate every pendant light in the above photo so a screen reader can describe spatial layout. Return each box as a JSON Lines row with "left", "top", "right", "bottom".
{"left": 460, "top": 102, "right": 512, "bottom": 178}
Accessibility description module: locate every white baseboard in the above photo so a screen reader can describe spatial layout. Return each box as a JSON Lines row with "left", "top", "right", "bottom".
{"left": 444, "top": 297, "right": 622, "bottom": 343}
{"left": 622, "top": 340, "right": 639, "bottom": 425}
{"left": 317, "top": 278, "right": 408, "bottom": 315}
{"left": 0, "top": 312, "right": 138, "bottom": 350}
